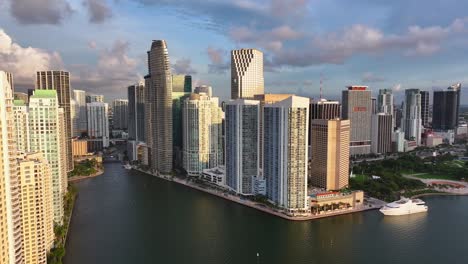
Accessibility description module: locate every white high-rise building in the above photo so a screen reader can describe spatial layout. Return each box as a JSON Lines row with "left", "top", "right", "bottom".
{"left": 402, "top": 89, "right": 422, "bottom": 145}
{"left": 231, "top": 49, "right": 264, "bottom": 99}
{"left": 264, "top": 96, "right": 309, "bottom": 212}
{"left": 378, "top": 89, "right": 395, "bottom": 128}
{"left": 29, "top": 89, "right": 66, "bottom": 224}
{"left": 71, "top": 99, "right": 78, "bottom": 137}
{"left": 87, "top": 102, "right": 110, "bottom": 148}
{"left": 13, "top": 100, "right": 30, "bottom": 152}
{"left": 225, "top": 99, "right": 260, "bottom": 195}
{"left": 182, "top": 92, "right": 223, "bottom": 176}
{"left": 0, "top": 71, "right": 24, "bottom": 264}
{"left": 73, "top": 90, "right": 87, "bottom": 135}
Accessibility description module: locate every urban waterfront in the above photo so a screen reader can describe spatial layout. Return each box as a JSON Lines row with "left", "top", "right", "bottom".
{"left": 64, "top": 163, "right": 468, "bottom": 264}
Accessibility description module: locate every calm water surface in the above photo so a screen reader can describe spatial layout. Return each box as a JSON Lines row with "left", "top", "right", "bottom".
{"left": 64, "top": 163, "right": 468, "bottom": 264}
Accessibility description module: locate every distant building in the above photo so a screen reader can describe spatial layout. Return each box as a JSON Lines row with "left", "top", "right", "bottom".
{"left": 128, "top": 82, "right": 145, "bottom": 141}
{"left": 393, "top": 129, "right": 405, "bottom": 152}
{"left": 309, "top": 99, "right": 341, "bottom": 154}
{"left": 86, "top": 102, "right": 110, "bottom": 148}
{"left": 13, "top": 99, "right": 30, "bottom": 152}
{"left": 231, "top": 48, "right": 264, "bottom": 99}
{"left": 182, "top": 92, "right": 223, "bottom": 176}
{"left": 14, "top": 92, "right": 28, "bottom": 104}
{"left": 72, "top": 139, "right": 90, "bottom": 156}
{"left": 194, "top": 85, "right": 213, "bottom": 97}
{"left": 86, "top": 94, "right": 104, "bottom": 103}
{"left": 310, "top": 119, "right": 350, "bottom": 191}
{"left": 433, "top": 89, "right": 459, "bottom": 130}
{"left": 264, "top": 96, "right": 309, "bottom": 212}
{"left": 172, "top": 75, "right": 192, "bottom": 167}
{"left": 402, "top": 89, "right": 422, "bottom": 145}
{"left": 73, "top": 90, "right": 87, "bottom": 136}
{"left": 448, "top": 83, "right": 461, "bottom": 127}
{"left": 112, "top": 99, "right": 129, "bottom": 130}
{"left": 342, "top": 86, "right": 372, "bottom": 155}
{"left": 420, "top": 91, "right": 430, "bottom": 127}
{"left": 377, "top": 89, "right": 394, "bottom": 128}
{"left": 225, "top": 99, "right": 260, "bottom": 195}
{"left": 371, "top": 97, "right": 377, "bottom": 114}
{"left": 372, "top": 113, "right": 393, "bottom": 154}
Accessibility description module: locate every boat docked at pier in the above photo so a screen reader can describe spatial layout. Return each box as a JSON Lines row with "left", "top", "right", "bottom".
{"left": 379, "top": 198, "right": 428, "bottom": 216}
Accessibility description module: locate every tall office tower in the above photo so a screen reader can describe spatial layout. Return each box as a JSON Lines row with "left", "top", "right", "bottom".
{"left": 225, "top": 99, "right": 259, "bottom": 195}
{"left": 194, "top": 85, "right": 213, "bottom": 97}
{"left": 73, "top": 90, "right": 87, "bottom": 135}
{"left": 18, "top": 152, "right": 54, "bottom": 264}
{"left": 253, "top": 94, "right": 293, "bottom": 172}
{"left": 394, "top": 107, "right": 403, "bottom": 129}
{"left": 70, "top": 99, "right": 78, "bottom": 136}
{"left": 309, "top": 99, "right": 341, "bottom": 150}
{"left": 371, "top": 97, "right": 377, "bottom": 114}
{"left": 128, "top": 82, "right": 145, "bottom": 141}
{"left": 13, "top": 92, "right": 28, "bottom": 104}
{"left": 342, "top": 86, "right": 372, "bottom": 155}
{"left": 402, "top": 89, "right": 422, "bottom": 144}
{"left": 182, "top": 92, "right": 223, "bottom": 176}
{"left": 13, "top": 100, "right": 29, "bottom": 152}
{"left": 85, "top": 94, "right": 104, "bottom": 103}
{"left": 112, "top": 99, "right": 129, "bottom": 130}
{"left": 86, "top": 102, "right": 110, "bottom": 148}
{"left": 377, "top": 89, "right": 395, "bottom": 128}
{"left": 433, "top": 89, "right": 459, "bottom": 130}
{"left": 371, "top": 113, "right": 393, "bottom": 154}
{"left": 448, "top": 83, "right": 462, "bottom": 126}
{"left": 172, "top": 75, "right": 191, "bottom": 167}
{"left": 264, "top": 96, "right": 309, "bottom": 212}
{"left": 0, "top": 72, "right": 24, "bottom": 264}
{"left": 420, "top": 91, "right": 430, "bottom": 127}
{"left": 29, "top": 90, "right": 66, "bottom": 224}
{"left": 309, "top": 119, "right": 350, "bottom": 191}
{"left": 231, "top": 48, "right": 264, "bottom": 99}
{"left": 36, "top": 71, "right": 73, "bottom": 172}
{"left": 146, "top": 40, "right": 173, "bottom": 174}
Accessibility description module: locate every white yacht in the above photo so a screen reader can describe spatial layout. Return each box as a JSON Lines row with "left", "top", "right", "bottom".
{"left": 379, "top": 198, "right": 428, "bottom": 216}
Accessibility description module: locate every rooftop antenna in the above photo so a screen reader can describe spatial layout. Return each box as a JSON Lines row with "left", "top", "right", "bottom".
{"left": 320, "top": 72, "right": 323, "bottom": 100}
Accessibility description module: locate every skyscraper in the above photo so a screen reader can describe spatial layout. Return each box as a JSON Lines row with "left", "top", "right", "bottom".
{"left": 73, "top": 90, "right": 87, "bottom": 135}
{"left": 146, "top": 40, "right": 173, "bottom": 174}
{"left": 264, "top": 96, "right": 309, "bottom": 212}
{"left": 371, "top": 97, "right": 377, "bottom": 114}
{"left": 448, "top": 83, "right": 462, "bottom": 126}
{"left": 112, "top": 99, "right": 129, "bottom": 130}
{"left": 225, "top": 99, "right": 259, "bottom": 195}
{"left": 309, "top": 99, "right": 341, "bottom": 151}
{"left": 420, "top": 91, "right": 429, "bottom": 127}
{"left": 342, "top": 86, "right": 372, "bottom": 155}
{"left": 402, "top": 89, "right": 422, "bottom": 144}
{"left": 172, "top": 75, "right": 191, "bottom": 167}
{"left": 371, "top": 113, "right": 393, "bottom": 154}
{"left": 433, "top": 89, "right": 458, "bottom": 130}
{"left": 128, "top": 82, "right": 145, "bottom": 141}
{"left": 13, "top": 100, "right": 29, "bottom": 153}
{"left": 36, "top": 70, "right": 73, "bottom": 172}
{"left": 309, "top": 119, "right": 350, "bottom": 190}
{"left": 0, "top": 71, "right": 24, "bottom": 264}
{"left": 182, "top": 92, "right": 223, "bottom": 176}
{"left": 86, "top": 102, "right": 110, "bottom": 148}
{"left": 29, "top": 89, "right": 66, "bottom": 224}
{"left": 377, "top": 89, "right": 394, "bottom": 128}
{"left": 85, "top": 94, "right": 104, "bottom": 103}
{"left": 18, "top": 152, "right": 54, "bottom": 264}
{"left": 231, "top": 49, "right": 264, "bottom": 99}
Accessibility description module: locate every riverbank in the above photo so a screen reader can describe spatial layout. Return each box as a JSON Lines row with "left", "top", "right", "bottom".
{"left": 68, "top": 168, "right": 104, "bottom": 182}
{"left": 404, "top": 174, "right": 468, "bottom": 196}
{"left": 133, "top": 167, "right": 384, "bottom": 221}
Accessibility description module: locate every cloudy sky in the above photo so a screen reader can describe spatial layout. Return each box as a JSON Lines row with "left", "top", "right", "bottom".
{"left": 1, "top": 0, "right": 467, "bottom": 102}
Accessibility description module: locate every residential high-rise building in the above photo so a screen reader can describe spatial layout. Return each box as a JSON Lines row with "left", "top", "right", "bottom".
{"left": 433, "top": 89, "right": 459, "bottom": 130}
{"left": 448, "top": 83, "right": 462, "bottom": 126}
{"left": 86, "top": 102, "right": 110, "bottom": 148}
{"left": 128, "top": 82, "right": 145, "bottom": 141}
{"left": 13, "top": 92, "right": 28, "bottom": 104}
{"left": 18, "top": 152, "right": 54, "bottom": 264}
{"left": 371, "top": 113, "right": 393, "bottom": 154}
{"left": 253, "top": 94, "right": 293, "bottom": 172}
{"left": 70, "top": 99, "right": 78, "bottom": 137}
{"left": 13, "top": 100, "right": 29, "bottom": 152}
{"left": 182, "top": 92, "right": 223, "bottom": 176}
{"left": 402, "top": 89, "right": 422, "bottom": 145}
{"left": 309, "top": 99, "right": 341, "bottom": 150}
{"left": 378, "top": 89, "right": 394, "bottom": 128}
{"left": 146, "top": 40, "right": 173, "bottom": 174}
{"left": 0, "top": 71, "right": 24, "bottom": 264}
{"left": 85, "top": 94, "right": 104, "bottom": 103}
{"left": 36, "top": 70, "right": 73, "bottom": 172}
{"left": 420, "top": 91, "right": 430, "bottom": 127}
{"left": 264, "top": 96, "right": 309, "bottom": 212}
{"left": 342, "top": 86, "right": 372, "bottom": 155}
{"left": 73, "top": 90, "right": 87, "bottom": 135}
{"left": 112, "top": 99, "right": 129, "bottom": 130}
{"left": 194, "top": 85, "right": 213, "bottom": 97}
{"left": 29, "top": 89, "right": 66, "bottom": 224}
{"left": 225, "top": 99, "right": 259, "bottom": 195}
{"left": 172, "top": 75, "right": 192, "bottom": 167}
{"left": 58, "top": 108, "right": 68, "bottom": 196}
{"left": 309, "top": 119, "right": 350, "bottom": 191}
{"left": 231, "top": 48, "right": 264, "bottom": 99}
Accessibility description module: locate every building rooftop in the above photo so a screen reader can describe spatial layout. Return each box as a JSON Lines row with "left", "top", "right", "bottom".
{"left": 31, "top": 89, "right": 57, "bottom": 98}
{"left": 13, "top": 99, "right": 25, "bottom": 106}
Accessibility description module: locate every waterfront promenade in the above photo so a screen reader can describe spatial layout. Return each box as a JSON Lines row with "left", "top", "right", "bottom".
{"left": 403, "top": 174, "right": 468, "bottom": 196}
{"left": 133, "top": 167, "right": 385, "bottom": 221}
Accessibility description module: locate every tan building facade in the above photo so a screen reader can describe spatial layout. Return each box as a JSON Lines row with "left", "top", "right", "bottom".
{"left": 72, "top": 139, "right": 90, "bottom": 156}
{"left": 231, "top": 49, "right": 264, "bottom": 99}
{"left": 310, "top": 119, "right": 350, "bottom": 190}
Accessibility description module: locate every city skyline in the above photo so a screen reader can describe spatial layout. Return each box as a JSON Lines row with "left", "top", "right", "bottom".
{"left": 1, "top": 0, "right": 468, "bottom": 102}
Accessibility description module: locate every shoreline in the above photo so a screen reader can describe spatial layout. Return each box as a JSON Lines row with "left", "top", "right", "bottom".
{"left": 411, "top": 192, "right": 468, "bottom": 198}
{"left": 132, "top": 168, "right": 382, "bottom": 221}
{"left": 68, "top": 168, "right": 104, "bottom": 182}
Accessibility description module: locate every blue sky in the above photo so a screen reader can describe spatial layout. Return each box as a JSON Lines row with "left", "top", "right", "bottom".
{"left": 0, "top": 0, "right": 467, "bottom": 103}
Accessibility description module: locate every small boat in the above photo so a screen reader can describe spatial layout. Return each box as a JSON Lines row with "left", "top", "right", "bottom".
{"left": 123, "top": 164, "right": 132, "bottom": 170}
{"left": 380, "top": 197, "right": 428, "bottom": 216}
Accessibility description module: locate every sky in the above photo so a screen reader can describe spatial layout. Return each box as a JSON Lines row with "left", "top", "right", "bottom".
{"left": 0, "top": 0, "right": 467, "bottom": 103}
